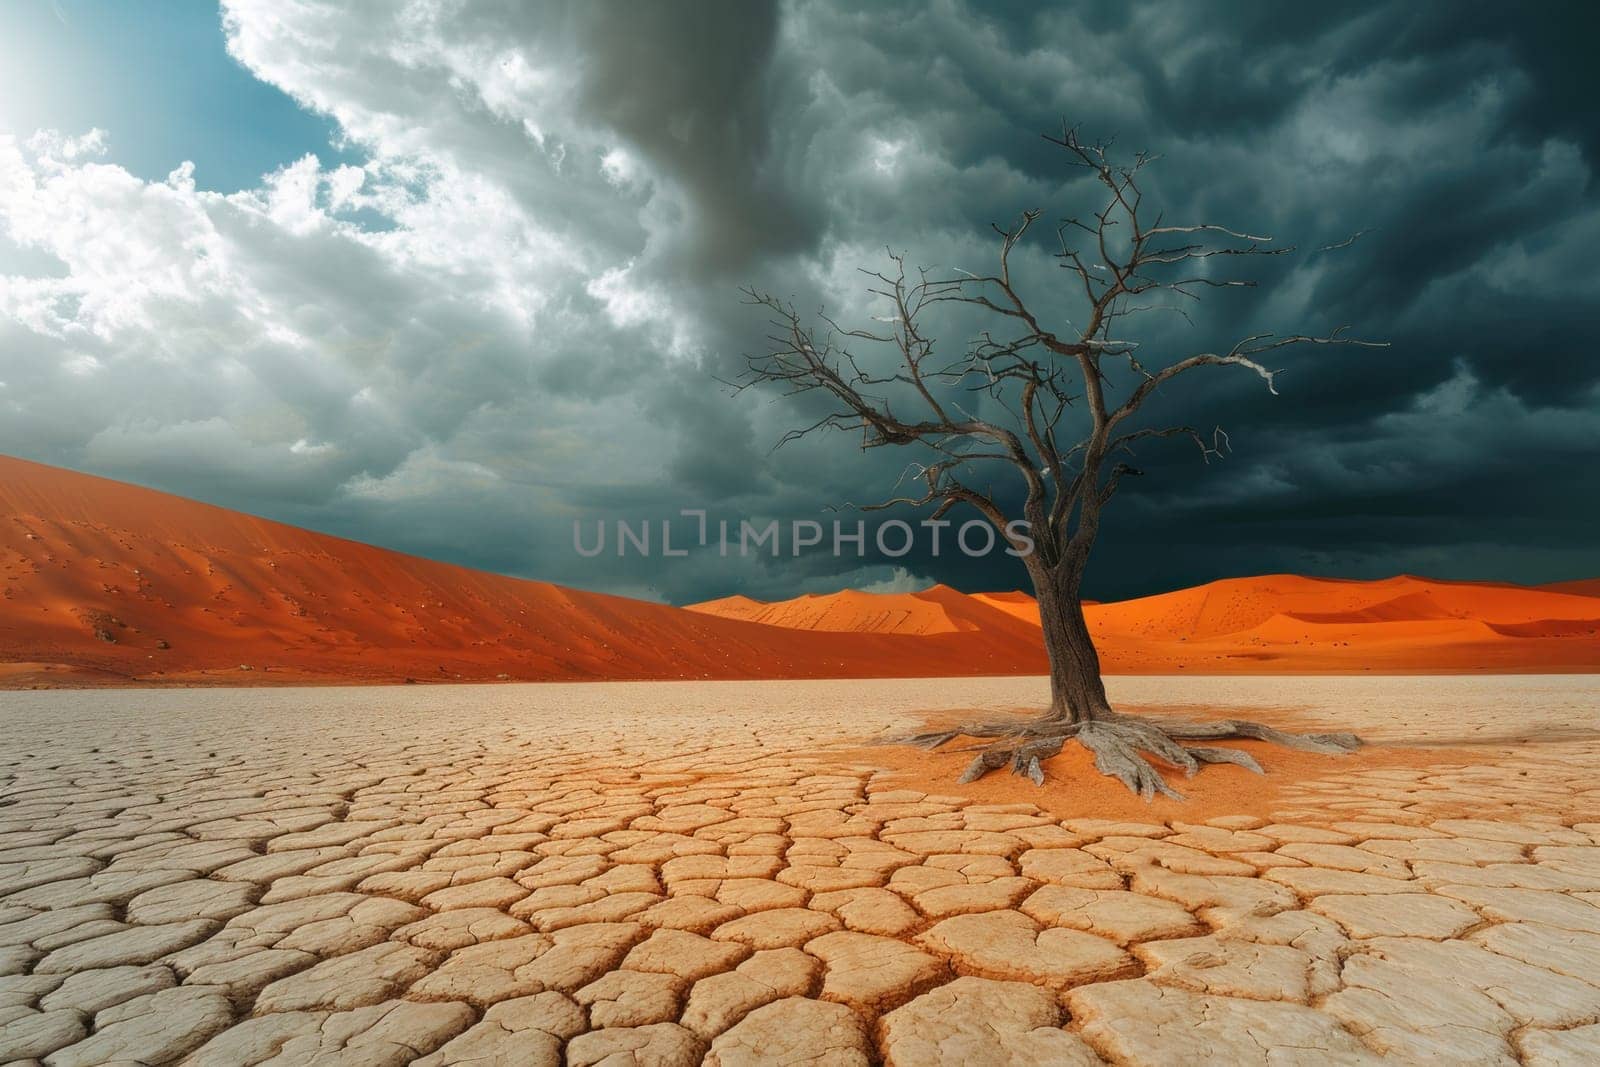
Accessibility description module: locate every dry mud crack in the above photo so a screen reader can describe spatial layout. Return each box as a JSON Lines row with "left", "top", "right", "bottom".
{"left": 2, "top": 675, "right": 1600, "bottom": 1065}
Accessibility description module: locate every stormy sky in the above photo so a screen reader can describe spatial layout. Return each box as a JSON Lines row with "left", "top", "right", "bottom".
{"left": 1, "top": 0, "right": 1596, "bottom": 604}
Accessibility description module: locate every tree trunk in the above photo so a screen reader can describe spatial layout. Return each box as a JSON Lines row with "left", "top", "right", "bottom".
{"left": 1032, "top": 564, "right": 1110, "bottom": 723}
{"left": 894, "top": 557, "right": 1360, "bottom": 797}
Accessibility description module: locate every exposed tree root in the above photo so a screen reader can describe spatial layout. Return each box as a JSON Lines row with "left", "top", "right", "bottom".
{"left": 891, "top": 710, "right": 1361, "bottom": 800}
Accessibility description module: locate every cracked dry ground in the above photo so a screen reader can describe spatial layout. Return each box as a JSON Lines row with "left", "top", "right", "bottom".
{"left": 2, "top": 677, "right": 1600, "bottom": 1065}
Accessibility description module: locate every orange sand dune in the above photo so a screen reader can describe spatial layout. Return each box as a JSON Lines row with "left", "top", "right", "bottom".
{"left": 1543, "top": 578, "right": 1600, "bottom": 598}
{"left": 971, "top": 590, "right": 1044, "bottom": 627}
{"left": 693, "top": 573, "right": 1600, "bottom": 674}
{"left": 686, "top": 584, "right": 1041, "bottom": 638}
{"left": 0, "top": 456, "right": 1045, "bottom": 686}
{"left": 3, "top": 454, "right": 1595, "bottom": 685}
{"left": 1086, "top": 573, "right": 1599, "bottom": 672}
{"left": 1087, "top": 573, "right": 1598, "bottom": 635}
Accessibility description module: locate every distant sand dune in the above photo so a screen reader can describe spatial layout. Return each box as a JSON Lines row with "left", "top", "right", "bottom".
{"left": 1, "top": 454, "right": 1595, "bottom": 685}
{"left": 1542, "top": 577, "right": 1600, "bottom": 598}
{"left": 693, "top": 574, "right": 1600, "bottom": 675}
{"left": 687, "top": 584, "right": 1042, "bottom": 638}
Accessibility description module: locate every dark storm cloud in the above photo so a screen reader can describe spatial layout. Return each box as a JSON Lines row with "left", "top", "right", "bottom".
{"left": 667, "top": 0, "right": 1600, "bottom": 601}
{"left": 566, "top": 1, "right": 817, "bottom": 273}
{"left": 4, "top": 0, "right": 1596, "bottom": 605}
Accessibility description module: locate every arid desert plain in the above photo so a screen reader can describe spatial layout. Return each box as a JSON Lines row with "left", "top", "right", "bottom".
{"left": 5, "top": 674, "right": 1600, "bottom": 1065}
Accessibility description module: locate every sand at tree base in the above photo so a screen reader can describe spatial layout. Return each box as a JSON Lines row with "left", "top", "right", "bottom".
{"left": 856, "top": 729, "right": 1464, "bottom": 825}
{"left": 3, "top": 675, "right": 1600, "bottom": 1064}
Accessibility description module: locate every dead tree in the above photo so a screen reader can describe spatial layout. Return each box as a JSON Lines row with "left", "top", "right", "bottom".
{"left": 737, "top": 127, "right": 1386, "bottom": 799}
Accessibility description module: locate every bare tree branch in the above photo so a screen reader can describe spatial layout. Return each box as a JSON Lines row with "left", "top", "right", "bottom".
{"left": 738, "top": 124, "right": 1385, "bottom": 575}
{"left": 738, "top": 122, "right": 1385, "bottom": 793}
{"left": 1317, "top": 228, "right": 1374, "bottom": 252}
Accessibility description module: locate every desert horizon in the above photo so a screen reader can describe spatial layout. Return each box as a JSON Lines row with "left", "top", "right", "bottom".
{"left": 9, "top": 451, "right": 1600, "bottom": 1063}
{"left": 4, "top": 454, "right": 1596, "bottom": 690}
